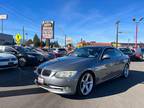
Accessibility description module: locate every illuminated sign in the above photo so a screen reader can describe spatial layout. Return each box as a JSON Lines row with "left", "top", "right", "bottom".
{"left": 0, "top": 14, "right": 8, "bottom": 20}
{"left": 42, "top": 21, "right": 54, "bottom": 39}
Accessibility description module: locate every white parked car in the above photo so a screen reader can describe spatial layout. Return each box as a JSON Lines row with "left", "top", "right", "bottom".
{"left": 0, "top": 52, "right": 18, "bottom": 70}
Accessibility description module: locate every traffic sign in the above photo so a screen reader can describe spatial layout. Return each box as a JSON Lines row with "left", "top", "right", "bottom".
{"left": 15, "top": 33, "right": 22, "bottom": 45}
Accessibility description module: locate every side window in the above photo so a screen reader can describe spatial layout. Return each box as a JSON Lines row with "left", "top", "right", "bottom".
{"left": 5, "top": 47, "right": 11, "bottom": 52}
{"left": 103, "top": 48, "right": 121, "bottom": 59}
{"left": 103, "top": 48, "right": 115, "bottom": 59}
{"left": 5, "top": 47, "right": 17, "bottom": 54}
{"left": 114, "top": 49, "right": 122, "bottom": 57}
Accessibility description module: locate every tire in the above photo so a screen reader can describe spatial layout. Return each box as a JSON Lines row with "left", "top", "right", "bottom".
{"left": 19, "top": 57, "right": 26, "bottom": 67}
{"left": 123, "top": 64, "right": 129, "bottom": 78}
{"left": 77, "top": 72, "right": 94, "bottom": 96}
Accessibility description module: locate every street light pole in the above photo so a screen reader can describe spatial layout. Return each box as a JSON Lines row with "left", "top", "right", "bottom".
{"left": 0, "top": 14, "right": 8, "bottom": 33}
{"left": 128, "top": 38, "right": 130, "bottom": 47}
{"left": 135, "top": 23, "right": 138, "bottom": 49}
{"left": 58, "top": 27, "right": 67, "bottom": 47}
{"left": 133, "top": 17, "right": 143, "bottom": 49}
{"left": 116, "top": 21, "right": 120, "bottom": 48}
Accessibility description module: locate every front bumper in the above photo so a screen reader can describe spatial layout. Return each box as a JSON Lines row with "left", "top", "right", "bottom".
{"left": 0, "top": 61, "right": 18, "bottom": 70}
{"left": 34, "top": 76, "right": 78, "bottom": 95}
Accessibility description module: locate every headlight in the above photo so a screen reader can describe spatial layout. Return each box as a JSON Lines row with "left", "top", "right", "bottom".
{"left": 55, "top": 71, "right": 77, "bottom": 78}
{"left": 27, "top": 55, "right": 35, "bottom": 58}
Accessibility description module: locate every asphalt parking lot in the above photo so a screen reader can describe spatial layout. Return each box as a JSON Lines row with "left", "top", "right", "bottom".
{"left": 0, "top": 62, "right": 144, "bottom": 108}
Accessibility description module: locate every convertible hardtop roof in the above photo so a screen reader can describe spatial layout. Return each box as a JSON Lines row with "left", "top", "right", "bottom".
{"left": 82, "top": 46, "right": 114, "bottom": 49}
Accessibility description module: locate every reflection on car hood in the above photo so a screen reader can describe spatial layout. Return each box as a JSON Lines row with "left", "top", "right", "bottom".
{"left": 39, "top": 56, "right": 97, "bottom": 71}
{"left": 123, "top": 52, "right": 134, "bottom": 56}
{"left": 0, "top": 53, "right": 16, "bottom": 59}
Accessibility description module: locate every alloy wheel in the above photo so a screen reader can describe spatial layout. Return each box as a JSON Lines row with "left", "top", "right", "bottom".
{"left": 19, "top": 58, "right": 26, "bottom": 67}
{"left": 123, "top": 65, "right": 129, "bottom": 78}
{"left": 79, "top": 73, "right": 94, "bottom": 96}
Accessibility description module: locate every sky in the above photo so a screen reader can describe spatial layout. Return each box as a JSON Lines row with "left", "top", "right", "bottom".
{"left": 0, "top": 0, "right": 144, "bottom": 46}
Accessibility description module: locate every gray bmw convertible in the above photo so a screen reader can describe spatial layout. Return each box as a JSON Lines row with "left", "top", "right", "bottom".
{"left": 35, "top": 46, "right": 130, "bottom": 96}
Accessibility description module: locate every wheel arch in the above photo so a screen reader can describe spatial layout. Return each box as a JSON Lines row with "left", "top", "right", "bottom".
{"left": 78, "top": 69, "right": 96, "bottom": 85}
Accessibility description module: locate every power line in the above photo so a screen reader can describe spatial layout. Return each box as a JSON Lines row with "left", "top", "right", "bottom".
{"left": 0, "top": 4, "right": 40, "bottom": 31}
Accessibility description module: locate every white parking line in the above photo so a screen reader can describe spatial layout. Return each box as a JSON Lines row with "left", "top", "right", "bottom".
{"left": 0, "top": 85, "right": 38, "bottom": 92}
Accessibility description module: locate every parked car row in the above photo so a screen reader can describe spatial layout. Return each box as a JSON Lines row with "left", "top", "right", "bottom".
{"left": 42, "top": 48, "right": 67, "bottom": 57}
{"left": 0, "top": 46, "right": 68, "bottom": 69}
{"left": 118, "top": 47, "right": 144, "bottom": 61}
{"left": 0, "top": 45, "right": 142, "bottom": 96}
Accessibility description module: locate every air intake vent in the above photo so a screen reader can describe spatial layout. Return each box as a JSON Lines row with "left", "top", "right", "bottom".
{"left": 42, "top": 70, "right": 51, "bottom": 76}
{"left": 37, "top": 68, "right": 42, "bottom": 74}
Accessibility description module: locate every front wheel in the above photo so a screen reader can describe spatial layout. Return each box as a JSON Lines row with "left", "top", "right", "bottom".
{"left": 77, "top": 72, "right": 94, "bottom": 96}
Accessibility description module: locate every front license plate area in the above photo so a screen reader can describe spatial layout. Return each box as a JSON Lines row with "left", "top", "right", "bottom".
{"left": 38, "top": 77, "right": 44, "bottom": 84}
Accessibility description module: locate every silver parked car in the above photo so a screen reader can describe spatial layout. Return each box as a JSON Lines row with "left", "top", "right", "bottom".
{"left": 35, "top": 46, "right": 130, "bottom": 96}
{"left": 0, "top": 52, "right": 18, "bottom": 70}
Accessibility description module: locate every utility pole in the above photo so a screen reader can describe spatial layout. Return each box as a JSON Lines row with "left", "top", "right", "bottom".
{"left": 40, "top": 23, "right": 43, "bottom": 48}
{"left": 1, "top": 19, "right": 3, "bottom": 33}
{"left": 22, "top": 26, "right": 25, "bottom": 45}
{"left": 81, "top": 38, "right": 83, "bottom": 42}
{"left": 57, "top": 27, "right": 67, "bottom": 48}
{"left": 116, "top": 21, "right": 120, "bottom": 48}
{"left": 128, "top": 39, "right": 130, "bottom": 47}
{"left": 65, "top": 35, "right": 67, "bottom": 47}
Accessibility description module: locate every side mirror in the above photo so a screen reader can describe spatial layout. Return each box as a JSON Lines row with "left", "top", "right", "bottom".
{"left": 102, "top": 54, "right": 110, "bottom": 60}
{"left": 11, "top": 50, "right": 17, "bottom": 55}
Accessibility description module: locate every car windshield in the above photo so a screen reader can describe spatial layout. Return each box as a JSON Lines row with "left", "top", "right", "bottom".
{"left": 69, "top": 47, "right": 102, "bottom": 58}
{"left": 58, "top": 49, "right": 66, "bottom": 51}
{"left": 119, "top": 48, "right": 132, "bottom": 54}
{"left": 24, "top": 48, "right": 34, "bottom": 52}
{"left": 0, "top": 50, "right": 3, "bottom": 53}
{"left": 15, "top": 46, "right": 31, "bottom": 53}
{"left": 34, "top": 48, "right": 45, "bottom": 53}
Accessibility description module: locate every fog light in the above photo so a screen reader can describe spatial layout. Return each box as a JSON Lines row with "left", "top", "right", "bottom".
{"left": 64, "top": 87, "right": 70, "bottom": 91}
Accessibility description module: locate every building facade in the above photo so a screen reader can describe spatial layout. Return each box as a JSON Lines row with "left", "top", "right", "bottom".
{"left": 0, "top": 33, "right": 14, "bottom": 45}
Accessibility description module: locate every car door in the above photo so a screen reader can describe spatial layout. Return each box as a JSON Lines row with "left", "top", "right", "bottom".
{"left": 98, "top": 48, "right": 118, "bottom": 82}
{"left": 112, "top": 49, "right": 125, "bottom": 76}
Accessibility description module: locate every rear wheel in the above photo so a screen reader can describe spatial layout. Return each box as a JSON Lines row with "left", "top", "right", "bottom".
{"left": 19, "top": 57, "right": 26, "bottom": 67}
{"left": 77, "top": 72, "right": 94, "bottom": 96}
{"left": 123, "top": 64, "right": 129, "bottom": 78}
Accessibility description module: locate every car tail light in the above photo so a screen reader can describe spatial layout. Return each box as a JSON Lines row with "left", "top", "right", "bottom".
{"left": 135, "top": 53, "right": 142, "bottom": 58}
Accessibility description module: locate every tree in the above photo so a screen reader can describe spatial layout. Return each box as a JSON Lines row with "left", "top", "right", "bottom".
{"left": 33, "top": 34, "right": 40, "bottom": 47}
{"left": 25, "top": 39, "right": 33, "bottom": 46}
{"left": 45, "top": 39, "right": 50, "bottom": 47}
{"left": 51, "top": 41, "right": 60, "bottom": 48}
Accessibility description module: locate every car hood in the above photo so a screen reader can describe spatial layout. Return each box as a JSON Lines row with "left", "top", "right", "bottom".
{"left": 123, "top": 52, "right": 134, "bottom": 56}
{"left": 0, "top": 53, "right": 16, "bottom": 59}
{"left": 26, "top": 52, "right": 44, "bottom": 57}
{"left": 38, "top": 56, "right": 97, "bottom": 71}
